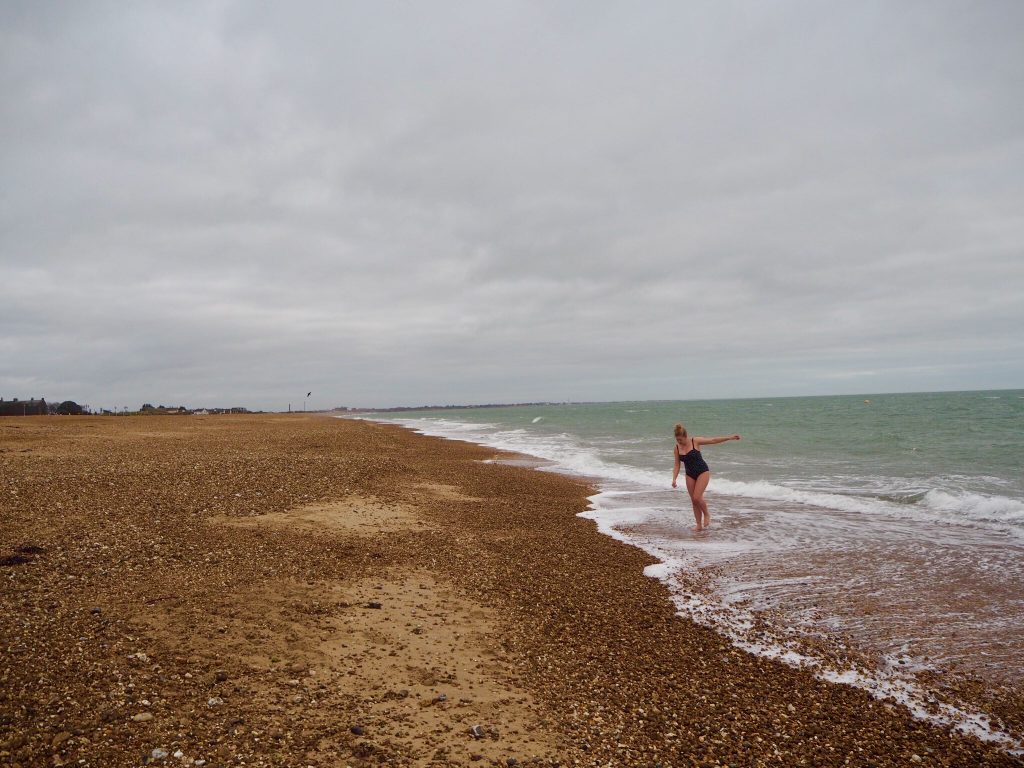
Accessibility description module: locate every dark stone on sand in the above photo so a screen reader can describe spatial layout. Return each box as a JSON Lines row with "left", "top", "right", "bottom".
{"left": 2, "top": 543, "right": 46, "bottom": 566}
{"left": 366, "top": 601, "right": 382, "bottom": 609}
{"left": 350, "top": 726, "right": 364, "bottom": 736}
{"left": 469, "top": 725, "right": 485, "bottom": 739}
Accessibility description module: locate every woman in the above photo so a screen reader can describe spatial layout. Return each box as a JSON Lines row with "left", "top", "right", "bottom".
{"left": 672, "top": 423, "right": 740, "bottom": 531}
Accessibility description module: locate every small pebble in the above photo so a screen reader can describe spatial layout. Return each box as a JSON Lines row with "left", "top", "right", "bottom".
{"left": 51, "top": 732, "right": 73, "bottom": 749}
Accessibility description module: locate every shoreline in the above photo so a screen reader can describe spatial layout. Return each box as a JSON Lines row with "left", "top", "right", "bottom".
{"left": 369, "top": 412, "right": 1024, "bottom": 747}
{"left": 1, "top": 414, "right": 1021, "bottom": 766}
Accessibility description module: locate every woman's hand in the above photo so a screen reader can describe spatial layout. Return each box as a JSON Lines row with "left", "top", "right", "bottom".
{"left": 672, "top": 480, "right": 677, "bottom": 488}
{"left": 732, "top": 434, "right": 741, "bottom": 441}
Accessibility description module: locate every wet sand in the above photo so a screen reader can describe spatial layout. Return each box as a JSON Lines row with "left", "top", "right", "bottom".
{"left": 1, "top": 414, "right": 1021, "bottom": 767}
{"left": 616, "top": 507, "right": 1024, "bottom": 739}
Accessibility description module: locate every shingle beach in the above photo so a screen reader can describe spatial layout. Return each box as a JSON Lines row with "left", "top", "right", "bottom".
{"left": 1, "top": 414, "right": 1021, "bottom": 767}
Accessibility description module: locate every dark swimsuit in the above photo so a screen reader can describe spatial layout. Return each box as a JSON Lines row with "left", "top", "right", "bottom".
{"left": 677, "top": 441, "right": 710, "bottom": 480}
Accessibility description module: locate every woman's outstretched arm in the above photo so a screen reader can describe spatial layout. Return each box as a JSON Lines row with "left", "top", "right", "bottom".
{"left": 693, "top": 434, "right": 741, "bottom": 447}
{"left": 672, "top": 451, "right": 681, "bottom": 488}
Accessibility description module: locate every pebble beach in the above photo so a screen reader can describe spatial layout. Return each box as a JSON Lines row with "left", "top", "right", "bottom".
{"left": 1, "top": 414, "right": 1021, "bottom": 767}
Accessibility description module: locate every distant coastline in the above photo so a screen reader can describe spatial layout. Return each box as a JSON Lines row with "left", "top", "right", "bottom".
{"left": 340, "top": 388, "right": 1023, "bottom": 413}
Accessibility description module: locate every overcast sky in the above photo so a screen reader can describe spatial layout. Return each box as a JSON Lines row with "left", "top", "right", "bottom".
{"left": 2, "top": 1, "right": 1022, "bottom": 410}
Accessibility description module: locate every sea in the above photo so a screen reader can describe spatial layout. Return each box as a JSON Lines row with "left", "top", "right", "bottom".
{"left": 358, "top": 390, "right": 1024, "bottom": 748}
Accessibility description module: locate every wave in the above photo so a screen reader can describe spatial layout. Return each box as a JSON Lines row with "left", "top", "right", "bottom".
{"left": 375, "top": 415, "right": 1024, "bottom": 538}
{"left": 714, "top": 479, "right": 1024, "bottom": 533}
{"left": 922, "top": 488, "right": 1024, "bottom": 525}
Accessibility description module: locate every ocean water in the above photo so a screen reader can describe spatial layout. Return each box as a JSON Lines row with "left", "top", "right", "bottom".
{"left": 360, "top": 391, "right": 1024, "bottom": 746}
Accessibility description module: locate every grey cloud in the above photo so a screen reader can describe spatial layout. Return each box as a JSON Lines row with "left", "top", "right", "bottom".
{"left": 2, "top": 1, "right": 1023, "bottom": 409}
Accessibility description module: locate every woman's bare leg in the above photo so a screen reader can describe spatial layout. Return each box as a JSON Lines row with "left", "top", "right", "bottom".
{"left": 693, "top": 472, "right": 711, "bottom": 528}
{"left": 685, "top": 475, "right": 702, "bottom": 530}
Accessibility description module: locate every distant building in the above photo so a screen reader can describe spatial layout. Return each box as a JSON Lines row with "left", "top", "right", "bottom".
{"left": 0, "top": 397, "right": 48, "bottom": 416}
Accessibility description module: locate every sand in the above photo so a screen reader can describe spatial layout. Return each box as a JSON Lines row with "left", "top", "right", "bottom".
{"left": 1, "top": 414, "right": 1021, "bottom": 767}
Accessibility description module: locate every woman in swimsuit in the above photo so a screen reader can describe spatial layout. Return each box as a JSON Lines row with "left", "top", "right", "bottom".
{"left": 672, "top": 423, "right": 740, "bottom": 531}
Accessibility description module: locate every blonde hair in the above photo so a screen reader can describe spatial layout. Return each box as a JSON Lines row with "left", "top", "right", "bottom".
{"left": 674, "top": 423, "right": 687, "bottom": 439}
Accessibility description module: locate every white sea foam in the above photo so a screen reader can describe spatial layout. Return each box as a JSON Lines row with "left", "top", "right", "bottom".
{"left": 389, "top": 416, "right": 669, "bottom": 486}
{"left": 623, "top": 509, "right": 1024, "bottom": 751}
{"left": 922, "top": 488, "right": 1024, "bottom": 524}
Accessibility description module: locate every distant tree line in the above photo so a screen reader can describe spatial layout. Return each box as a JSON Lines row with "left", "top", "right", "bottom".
{"left": 0, "top": 397, "right": 256, "bottom": 417}
{"left": 140, "top": 404, "right": 189, "bottom": 414}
